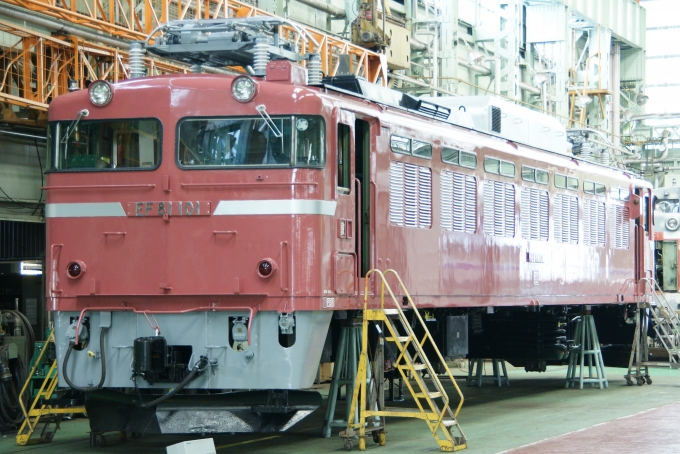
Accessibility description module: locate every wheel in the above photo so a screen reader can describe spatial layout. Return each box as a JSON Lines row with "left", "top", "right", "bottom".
{"left": 372, "top": 431, "right": 380, "bottom": 444}
{"left": 131, "top": 432, "right": 142, "bottom": 439}
{"left": 344, "top": 439, "right": 353, "bottom": 451}
{"left": 358, "top": 437, "right": 366, "bottom": 451}
{"left": 625, "top": 378, "right": 634, "bottom": 386}
{"left": 645, "top": 376, "right": 653, "bottom": 385}
{"left": 636, "top": 376, "right": 645, "bottom": 386}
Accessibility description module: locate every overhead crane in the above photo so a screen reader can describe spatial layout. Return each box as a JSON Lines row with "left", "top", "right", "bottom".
{"left": 0, "top": 18, "right": 188, "bottom": 126}
{"left": 0, "top": 0, "right": 388, "bottom": 125}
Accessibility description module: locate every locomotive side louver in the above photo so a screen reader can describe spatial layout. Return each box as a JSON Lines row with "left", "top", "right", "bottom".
{"left": 483, "top": 180, "right": 515, "bottom": 237}
{"left": 389, "top": 161, "right": 432, "bottom": 228}
{"left": 583, "top": 200, "right": 606, "bottom": 247}
{"left": 554, "top": 194, "right": 579, "bottom": 244}
{"left": 441, "top": 171, "right": 476, "bottom": 234}
{"left": 610, "top": 205, "right": 630, "bottom": 249}
{"left": 490, "top": 106, "right": 501, "bottom": 133}
{"left": 520, "top": 188, "right": 548, "bottom": 241}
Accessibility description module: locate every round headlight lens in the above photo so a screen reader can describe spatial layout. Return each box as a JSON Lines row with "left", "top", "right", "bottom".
{"left": 232, "top": 76, "right": 256, "bottom": 102}
{"left": 666, "top": 217, "right": 679, "bottom": 231}
{"left": 89, "top": 81, "right": 113, "bottom": 106}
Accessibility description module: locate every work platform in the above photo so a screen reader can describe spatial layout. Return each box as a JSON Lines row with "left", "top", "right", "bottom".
{"left": 1, "top": 364, "right": 679, "bottom": 453}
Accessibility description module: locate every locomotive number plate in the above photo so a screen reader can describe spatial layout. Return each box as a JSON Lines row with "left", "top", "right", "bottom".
{"left": 126, "top": 201, "right": 211, "bottom": 217}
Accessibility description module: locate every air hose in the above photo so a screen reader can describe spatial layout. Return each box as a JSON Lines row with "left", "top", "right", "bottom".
{"left": 141, "top": 356, "right": 209, "bottom": 408}
{"left": 62, "top": 327, "right": 108, "bottom": 392}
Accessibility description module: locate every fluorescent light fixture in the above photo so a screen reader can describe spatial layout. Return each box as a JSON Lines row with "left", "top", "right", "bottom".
{"left": 20, "top": 261, "right": 42, "bottom": 276}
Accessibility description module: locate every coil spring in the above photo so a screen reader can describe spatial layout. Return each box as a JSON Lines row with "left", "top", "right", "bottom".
{"left": 600, "top": 150, "right": 610, "bottom": 167}
{"left": 253, "top": 39, "right": 269, "bottom": 75}
{"left": 129, "top": 42, "right": 146, "bottom": 79}
{"left": 308, "top": 54, "right": 322, "bottom": 85}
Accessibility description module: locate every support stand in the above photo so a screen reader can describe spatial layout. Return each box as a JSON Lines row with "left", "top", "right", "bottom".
{"left": 565, "top": 315, "right": 608, "bottom": 389}
{"left": 466, "top": 359, "right": 510, "bottom": 387}
{"left": 321, "top": 321, "right": 362, "bottom": 438}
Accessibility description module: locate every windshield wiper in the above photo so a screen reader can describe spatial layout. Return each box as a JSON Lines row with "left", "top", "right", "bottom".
{"left": 61, "top": 109, "right": 89, "bottom": 144}
{"left": 255, "top": 104, "right": 282, "bottom": 138}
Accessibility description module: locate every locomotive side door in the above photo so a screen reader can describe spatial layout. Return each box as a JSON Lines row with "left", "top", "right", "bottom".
{"left": 354, "top": 118, "right": 372, "bottom": 278}
{"left": 633, "top": 186, "right": 653, "bottom": 292}
{"left": 335, "top": 110, "right": 374, "bottom": 295}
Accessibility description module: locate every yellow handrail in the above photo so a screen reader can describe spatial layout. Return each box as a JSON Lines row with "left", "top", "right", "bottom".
{"left": 17, "top": 330, "right": 56, "bottom": 422}
{"left": 362, "top": 269, "right": 465, "bottom": 419}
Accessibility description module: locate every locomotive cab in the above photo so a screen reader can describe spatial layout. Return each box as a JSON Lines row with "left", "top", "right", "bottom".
{"left": 45, "top": 62, "right": 358, "bottom": 433}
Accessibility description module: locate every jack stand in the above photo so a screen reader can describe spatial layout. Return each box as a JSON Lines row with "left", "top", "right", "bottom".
{"left": 466, "top": 359, "right": 510, "bottom": 387}
{"left": 322, "top": 320, "right": 362, "bottom": 438}
{"left": 565, "top": 314, "right": 608, "bottom": 389}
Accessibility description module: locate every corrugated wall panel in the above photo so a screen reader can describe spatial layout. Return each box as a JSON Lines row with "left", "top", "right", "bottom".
{"left": 0, "top": 221, "right": 45, "bottom": 260}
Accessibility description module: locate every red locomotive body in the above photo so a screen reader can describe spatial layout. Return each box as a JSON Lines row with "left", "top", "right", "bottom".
{"left": 45, "top": 59, "right": 652, "bottom": 434}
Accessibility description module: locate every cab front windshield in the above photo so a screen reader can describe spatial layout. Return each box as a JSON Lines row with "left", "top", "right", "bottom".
{"left": 49, "top": 119, "right": 161, "bottom": 170}
{"left": 177, "top": 115, "right": 325, "bottom": 168}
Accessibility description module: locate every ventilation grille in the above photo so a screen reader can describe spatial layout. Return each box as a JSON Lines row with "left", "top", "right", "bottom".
{"left": 0, "top": 220, "right": 45, "bottom": 260}
{"left": 441, "top": 171, "right": 476, "bottom": 233}
{"left": 483, "top": 180, "right": 515, "bottom": 237}
{"left": 554, "top": 194, "right": 578, "bottom": 244}
{"left": 490, "top": 106, "right": 501, "bottom": 133}
{"left": 390, "top": 161, "right": 432, "bottom": 228}
{"left": 610, "top": 204, "right": 630, "bottom": 249}
{"left": 584, "top": 200, "right": 606, "bottom": 247}
{"left": 520, "top": 188, "right": 549, "bottom": 241}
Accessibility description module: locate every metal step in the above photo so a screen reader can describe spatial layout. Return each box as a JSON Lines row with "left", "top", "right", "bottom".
{"left": 415, "top": 391, "right": 443, "bottom": 399}
{"left": 397, "top": 363, "right": 427, "bottom": 371}
{"left": 386, "top": 336, "right": 410, "bottom": 343}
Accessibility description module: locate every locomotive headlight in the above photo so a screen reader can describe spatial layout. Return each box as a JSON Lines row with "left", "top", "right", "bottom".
{"left": 88, "top": 80, "right": 113, "bottom": 106}
{"left": 666, "top": 217, "right": 680, "bottom": 231}
{"left": 231, "top": 76, "right": 257, "bottom": 102}
{"left": 257, "top": 259, "right": 278, "bottom": 278}
{"left": 66, "top": 261, "right": 87, "bottom": 279}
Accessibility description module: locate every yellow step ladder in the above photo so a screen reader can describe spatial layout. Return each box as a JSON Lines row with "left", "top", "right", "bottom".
{"left": 15, "top": 330, "right": 87, "bottom": 446}
{"left": 342, "top": 269, "right": 467, "bottom": 452}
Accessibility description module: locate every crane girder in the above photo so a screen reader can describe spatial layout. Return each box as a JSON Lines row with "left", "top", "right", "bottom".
{"left": 0, "top": 0, "right": 387, "bottom": 117}
{"left": 0, "top": 19, "right": 186, "bottom": 126}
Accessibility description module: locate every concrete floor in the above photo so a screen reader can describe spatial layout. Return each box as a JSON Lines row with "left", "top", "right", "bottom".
{"left": 1, "top": 363, "right": 679, "bottom": 454}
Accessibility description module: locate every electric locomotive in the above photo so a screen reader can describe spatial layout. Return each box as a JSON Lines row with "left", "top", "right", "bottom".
{"left": 45, "top": 18, "right": 653, "bottom": 435}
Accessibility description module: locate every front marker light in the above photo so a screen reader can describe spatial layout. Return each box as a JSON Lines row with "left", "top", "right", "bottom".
{"left": 67, "top": 261, "right": 86, "bottom": 279}
{"left": 231, "top": 76, "right": 257, "bottom": 102}
{"left": 257, "top": 259, "right": 278, "bottom": 278}
{"left": 89, "top": 80, "right": 113, "bottom": 106}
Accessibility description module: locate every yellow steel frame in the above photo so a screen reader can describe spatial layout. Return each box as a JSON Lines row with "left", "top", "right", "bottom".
{"left": 345, "top": 269, "right": 466, "bottom": 452}
{"left": 2, "top": 0, "right": 387, "bottom": 85}
{"left": 16, "top": 330, "right": 87, "bottom": 446}
{"left": 0, "top": 18, "right": 186, "bottom": 122}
